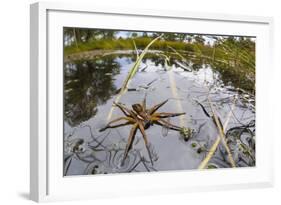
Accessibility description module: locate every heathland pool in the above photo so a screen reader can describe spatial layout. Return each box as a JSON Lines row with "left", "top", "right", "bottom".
{"left": 63, "top": 51, "right": 255, "bottom": 176}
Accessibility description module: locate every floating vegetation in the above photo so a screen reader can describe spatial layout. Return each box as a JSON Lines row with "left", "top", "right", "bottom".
{"left": 180, "top": 127, "right": 195, "bottom": 141}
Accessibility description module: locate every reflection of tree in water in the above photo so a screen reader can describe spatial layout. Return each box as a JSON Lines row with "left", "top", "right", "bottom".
{"left": 144, "top": 54, "right": 165, "bottom": 67}
{"left": 64, "top": 56, "right": 120, "bottom": 126}
{"left": 140, "top": 53, "right": 206, "bottom": 71}
{"left": 212, "top": 62, "right": 255, "bottom": 93}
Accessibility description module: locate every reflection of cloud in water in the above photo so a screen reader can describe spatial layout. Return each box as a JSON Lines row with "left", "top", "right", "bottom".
{"left": 174, "top": 65, "right": 221, "bottom": 86}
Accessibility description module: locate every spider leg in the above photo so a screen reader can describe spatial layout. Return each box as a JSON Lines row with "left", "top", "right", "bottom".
{"left": 99, "top": 117, "right": 135, "bottom": 132}
{"left": 152, "top": 112, "right": 186, "bottom": 119}
{"left": 108, "top": 116, "right": 134, "bottom": 124}
{"left": 121, "top": 123, "right": 138, "bottom": 166}
{"left": 114, "top": 102, "right": 137, "bottom": 118}
{"left": 155, "top": 118, "right": 182, "bottom": 131}
{"left": 99, "top": 122, "right": 133, "bottom": 132}
{"left": 138, "top": 122, "right": 154, "bottom": 165}
{"left": 148, "top": 99, "right": 169, "bottom": 115}
{"left": 160, "top": 119, "right": 182, "bottom": 130}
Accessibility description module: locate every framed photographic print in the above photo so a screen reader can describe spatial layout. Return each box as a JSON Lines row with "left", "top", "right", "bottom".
{"left": 30, "top": 2, "right": 274, "bottom": 202}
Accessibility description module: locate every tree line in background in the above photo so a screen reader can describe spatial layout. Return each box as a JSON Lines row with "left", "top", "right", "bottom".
{"left": 64, "top": 28, "right": 255, "bottom": 53}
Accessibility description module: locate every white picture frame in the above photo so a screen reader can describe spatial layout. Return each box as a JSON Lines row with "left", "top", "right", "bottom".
{"left": 30, "top": 1, "right": 274, "bottom": 202}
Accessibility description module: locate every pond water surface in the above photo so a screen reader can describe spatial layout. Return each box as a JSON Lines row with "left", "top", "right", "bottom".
{"left": 64, "top": 52, "right": 255, "bottom": 176}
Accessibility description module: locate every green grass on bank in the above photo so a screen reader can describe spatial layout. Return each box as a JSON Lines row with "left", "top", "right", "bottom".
{"left": 64, "top": 37, "right": 197, "bottom": 55}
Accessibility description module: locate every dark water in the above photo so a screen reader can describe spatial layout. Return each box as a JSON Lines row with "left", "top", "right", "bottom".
{"left": 63, "top": 52, "right": 255, "bottom": 176}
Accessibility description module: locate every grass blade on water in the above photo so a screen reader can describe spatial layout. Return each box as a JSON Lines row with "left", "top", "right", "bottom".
{"left": 106, "top": 35, "right": 163, "bottom": 121}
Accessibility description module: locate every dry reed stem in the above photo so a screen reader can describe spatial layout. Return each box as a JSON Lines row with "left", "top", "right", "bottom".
{"left": 198, "top": 95, "right": 237, "bottom": 169}
{"left": 106, "top": 35, "right": 163, "bottom": 122}
{"left": 207, "top": 95, "right": 236, "bottom": 167}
